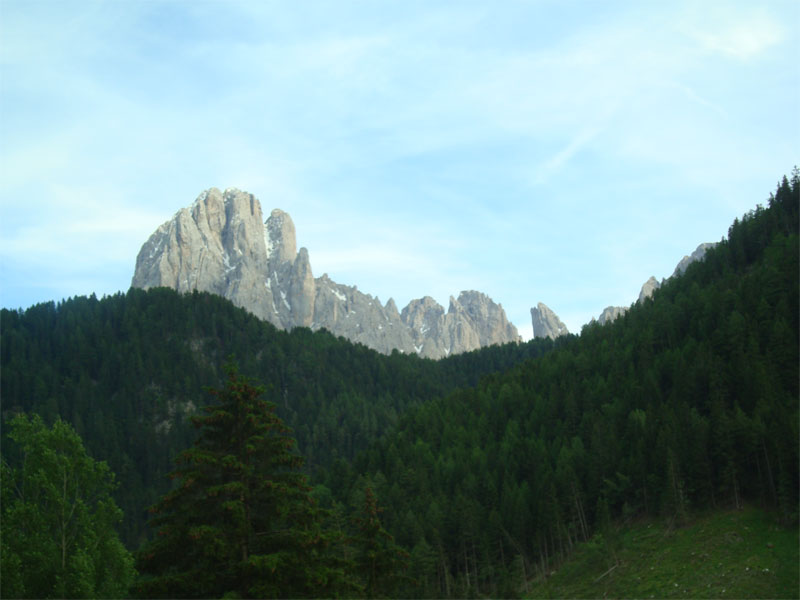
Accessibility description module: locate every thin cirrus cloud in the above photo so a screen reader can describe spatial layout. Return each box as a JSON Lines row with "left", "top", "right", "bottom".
{"left": 1, "top": 0, "right": 797, "bottom": 335}
{"left": 684, "top": 8, "right": 786, "bottom": 60}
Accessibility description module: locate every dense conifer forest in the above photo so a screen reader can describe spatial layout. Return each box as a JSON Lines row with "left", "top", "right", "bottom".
{"left": 1, "top": 284, "right": 555, "bottom": 550}
{"left": 1, "top": 171, "right": 798, "bottom": 597}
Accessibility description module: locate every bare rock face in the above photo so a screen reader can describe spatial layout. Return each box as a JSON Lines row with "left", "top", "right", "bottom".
{"left": 398, "top": 292, "right": 521, "bottom": 358}
{"left": 266, "top": 209, "right": 297, "bottom": 269}
{"left": 530, "top": 302, "right": 569, "bottom": 340}
{"left": 672, "top": 242, "right": 716, "bottom": 277}
{"left": 453, "top": 291, "right": 519, "bottom": 348}
{"left": 402, "top": 296, "right": 445, "bottom": 356}
{"left": 132, "top": 188, "right": 277, "bottom": 322}
{"left": 597, "top": 305, "right": 627, "bottom": 325}
{"left": 592, "top": 241, "right": 717, "bottom": 326}
{"left": 132, "top": 188, "right": 521, "bottom": 358}
{"left": 312, "top": 275, "right": 416, "bottom": 355}
{"left": 638, "top": 276, "right": 661, "bottom": 303}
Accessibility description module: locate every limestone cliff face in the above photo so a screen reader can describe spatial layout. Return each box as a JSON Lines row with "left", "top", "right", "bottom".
{"left": 530, "top": 302, "right": 569, "bottom": 340}
{"left": 312, "top": 274, "right": 416, "bottom": 355}
{"left": 132, "top": 188, "right": 520, "bottom": 358}
{"left": 132, "top": 188, "right": 276, "bottom": 321}
{"left": 399, "top": 292, "right": 521, "bottom": 358}
{"left": 401, "top": 296, "right": 445, "bottom": 357}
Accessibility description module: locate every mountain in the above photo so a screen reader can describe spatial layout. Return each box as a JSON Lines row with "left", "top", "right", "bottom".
{"left": 672, "top": 242, "right": 717, "bottom": 277}
{"left": 596, "top": 276, "right": 662, "bottom": 325}
{"left": 131, "top": 188, "right": 520, "bottom": 358}
{"left": 529, "top": 245, "right": 715, "bottom": 335}
{"left": 596, "top": 304, "right": 627, "bottom": 326}
{"left": 530, "top": 301, "right": 570, "bottom": 339}
{"left": 596, "top": 241, "right": 717, "bottom": 325}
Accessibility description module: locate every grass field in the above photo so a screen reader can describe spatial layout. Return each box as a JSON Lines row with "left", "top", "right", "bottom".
{"left": 527, "top": 506, "right": 798, "bottom": 599}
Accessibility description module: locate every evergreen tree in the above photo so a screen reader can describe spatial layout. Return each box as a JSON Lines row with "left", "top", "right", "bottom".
{"left": 349, "top": 485, "right": 410, "bottom": 597}
{"left": 136, "top": 362, "right": 350, "bottom": 598}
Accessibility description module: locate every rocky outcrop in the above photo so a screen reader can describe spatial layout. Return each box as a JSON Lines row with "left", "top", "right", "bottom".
{"left": 312, "top": 275, "right": 416, "bottom": 355}
{"left": 132, "top": 188, "right": 520, "bottom": 358}
{"left": 401, "top": 296, "right": 445, "bottom": 357}
{"left": 597, "top": 305, "right": 627, "bottom": 326}
{"left": 402, "top": 291, "right": 520, "bottom": 358}
{"left": 638, "top": 276, "right": 661, "bottom": 303}
{"left": 592, "top": 241, "right": 717, "bottom": 326}
{"left": 593, "top": 276, "right": 664, "bottom": 328}
{"left": 530, "top": 302, "right": 569, "bottom": 340}
{"left": 672, "top": 242, "right": 716, "bottom": 277}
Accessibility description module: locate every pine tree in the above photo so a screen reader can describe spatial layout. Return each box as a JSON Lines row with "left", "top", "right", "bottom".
{"left": 350, "top": 485, "right": 410, "bottom": 598}
{"left": 136, "top": 361, "right": 349, "bottom": 598}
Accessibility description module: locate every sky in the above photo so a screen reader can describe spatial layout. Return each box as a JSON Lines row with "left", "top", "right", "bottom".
{"left": 1, "top": 0, "right": 798, "bottom": 339}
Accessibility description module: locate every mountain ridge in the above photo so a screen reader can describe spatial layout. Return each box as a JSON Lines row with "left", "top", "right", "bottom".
{"left": 530, "top": 241, "right": 718, "bottom": 336}
{"left": 132, "top": 188, "right": 520, "bottom": 358}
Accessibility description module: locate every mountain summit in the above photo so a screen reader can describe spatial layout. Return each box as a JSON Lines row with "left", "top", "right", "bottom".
{"left": 530, "top": 302, "right": 569, "bottom": 340}
{"left": 131, "top": 188, "right": 520, "bottom": 358}
{"left": 596, "top": 241, "right": 717, "bottom": 325}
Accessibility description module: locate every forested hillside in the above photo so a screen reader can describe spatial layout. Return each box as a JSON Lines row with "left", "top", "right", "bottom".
{"left": 339, "top": 172, "right": 799, "bottom": 597}
{"left": 0, "top": 286, "right": 554, "bottom": 547}
{"left": 1, "top": 172, "right": 797, "bottom": 598}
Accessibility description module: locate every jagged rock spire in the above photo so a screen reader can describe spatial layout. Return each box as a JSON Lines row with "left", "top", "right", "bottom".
{"left": 530, "top": 302, "right": 569, "bottom": 340}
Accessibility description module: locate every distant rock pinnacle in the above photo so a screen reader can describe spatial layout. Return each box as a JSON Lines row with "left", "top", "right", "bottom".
{"left": 638, "top": 276, "right": 661, "bottom": 303}
{"left": 672, "top": 242, "right": 716, "bottom": 278}
{"left": 593, "top": 241, "right": 717, "bottom": 326}
{"left": 530, "top": 302, "right": 569, "bottom": 340}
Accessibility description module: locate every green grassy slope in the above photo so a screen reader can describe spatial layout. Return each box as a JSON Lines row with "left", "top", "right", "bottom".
{"left": 528, "top": 506, "right": 798, "bottom": 599}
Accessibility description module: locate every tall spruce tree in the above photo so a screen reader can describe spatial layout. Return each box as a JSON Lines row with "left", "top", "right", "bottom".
{"left": 135, "top": 362, "right": 350, "bottom": 599}
{"left": 349, "top": 485, "right": 409, "bottom": 598}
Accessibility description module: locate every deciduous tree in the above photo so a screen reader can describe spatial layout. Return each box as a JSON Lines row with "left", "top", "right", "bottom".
{"left": 1, "top": 413, "right": 135, "bottom": 598}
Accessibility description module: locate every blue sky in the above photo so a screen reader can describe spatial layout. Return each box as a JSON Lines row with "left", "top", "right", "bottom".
{"left": 1, "top": 0, "right": 798, "bottom": 338}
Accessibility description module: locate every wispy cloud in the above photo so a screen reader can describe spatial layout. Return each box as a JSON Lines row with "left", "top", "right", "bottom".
{"left": 533, "top": 126, "right": 603, "bottom": 184}
{"left": 1, "top": 0, "right": 797, "bottom": 330}
{"left": 684, "top": 7, "right": 786, "bottom": 60}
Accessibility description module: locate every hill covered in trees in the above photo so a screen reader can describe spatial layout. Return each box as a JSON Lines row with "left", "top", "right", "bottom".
{"left": 343, "top": 172, "right": 799, "bottom": 596}
{"left": 1, "top": 170, "right": 797, "bottom": 598}
{"left": 1, "top": 283, "right": 555, "bottom": 548}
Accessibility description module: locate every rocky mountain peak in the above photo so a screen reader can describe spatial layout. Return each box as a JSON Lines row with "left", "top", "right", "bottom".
{"left": 672, "top": 242, "right": 716, "bottom": 277}
{"left": 455, "top": 291, "right": 519, "bottom": 347}
{"left": 530, "top": 302, "right": 570, "bottom": 340}
{"left": 132, "top": 188, "right": 520, "bottom": 359}
{"left": 384, "top": 298, "right": 400, "bottom": 316}
{"left": 401, "top": 296, "right": 444, "bottom": 332}
{"left": 592, "top": 241, "right": 718, "bottom": 326}
{"left": 597, "top": 305, "right": 626, "bottom": 326}
{"left": 638, "top": 276, "right": 661, "bottom": 303}
{"left": 265, "top": 208, "right": 297, "bottom": 267}
{"left": 454, "top": 290, "right": 487, "bottom": 314}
